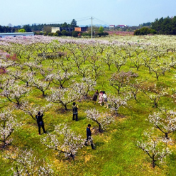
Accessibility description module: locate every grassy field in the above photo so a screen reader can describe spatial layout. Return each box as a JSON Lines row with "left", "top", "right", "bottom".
{"left": 1, "top": 35, "right": 176, "bottom": 175}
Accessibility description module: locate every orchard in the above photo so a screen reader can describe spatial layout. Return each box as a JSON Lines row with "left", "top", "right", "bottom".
{"left": 1, "top": 35, "right": 176, "bottom": 175}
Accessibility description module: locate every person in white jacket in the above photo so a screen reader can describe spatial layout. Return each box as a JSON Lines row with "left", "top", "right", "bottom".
{"left": 103, "top": 92, "right": 108, "bottom": 108}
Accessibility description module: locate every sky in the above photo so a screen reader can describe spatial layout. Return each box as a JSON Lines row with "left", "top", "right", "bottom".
{"left": 1, "top": 0, "right": 176, "bottom": 26}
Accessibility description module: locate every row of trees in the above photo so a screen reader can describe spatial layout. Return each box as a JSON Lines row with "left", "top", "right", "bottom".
{"left": 0, "top": 19, "right": 77, "bottom": 33}
{"left": 134, "top": 27, "right": 157, "bottom": 35}
{"left": 34, "top": 19, "right": 77, "bottom": 31}
{"left": 45, "top": 30, "right": 81, "bottom": 37}
{"left": 152, "top": 16, "right": 176, "bottom": 35}
{"left": 0, "top": 25, "right": 15, "bottom": 33}
{"left": 135, "top": 16, "right": 176, "bottom": 35}
{"left": 0, "top": 25, "right": 32, "bottom": 33}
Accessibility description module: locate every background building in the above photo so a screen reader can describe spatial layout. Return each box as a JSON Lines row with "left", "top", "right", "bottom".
{"left": 51, "top": 27, "right": 74, "bottom": 33}
{"left": 51, "top": 27, "right": 61, "bottom": 33}
{"left": 109, "top": 25, "right": 115, "bottom": 29}
{"left": 75, "top": 27, "right": 88, "bottom": 32}
{"left": 117, "top": 25, "right": 127, "bottom": 28}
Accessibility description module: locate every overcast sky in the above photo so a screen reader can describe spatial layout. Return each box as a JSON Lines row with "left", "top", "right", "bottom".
{"left": 1, "top": 0, "right": 176, "bottom": 26}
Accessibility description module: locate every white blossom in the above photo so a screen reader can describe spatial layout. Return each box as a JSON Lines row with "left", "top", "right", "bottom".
{"left": 86, "top": 109, "right": 114, "bottom": 132}
{"left": 41, "top": 124, "right": 84, "bottom": 160}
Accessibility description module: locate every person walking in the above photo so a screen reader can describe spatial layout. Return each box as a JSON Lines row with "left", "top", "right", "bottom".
{"left": 85, "top": 124, "right": 95, "bottom": 149}
{"left": 92, "top": 90, "right": 99, "bottom": 104}
{"left": 72, "top": 102, "right": 78, "bottom": 121}
{"left": 36, "top": 111, "right": 46, "bottom": 135}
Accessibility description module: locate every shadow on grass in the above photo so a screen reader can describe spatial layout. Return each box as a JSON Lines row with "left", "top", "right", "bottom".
{"left": 55, "top": 108, "right": 72, "bottom": 114}
{"left": 76, "top": 116, "right": 85, "bottom": 121}
{"left": 46, "top": 123, "right": 55, "bottom": 133}
{"left": 94, "top": 141, "right": 105, "bottom": 147}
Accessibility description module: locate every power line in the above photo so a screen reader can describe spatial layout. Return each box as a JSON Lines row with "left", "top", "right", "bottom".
{"left": 34, "top": 16, "right": 110, "bottom": 28}
{"left": 37, "top": 16, "right": 91, "bottom": 24}
{"left": 92, "top": 16, "right": 110, "bottom": 25}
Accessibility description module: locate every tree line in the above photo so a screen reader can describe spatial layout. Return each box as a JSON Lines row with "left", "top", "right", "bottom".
{"left": 152, "top": 16, "right": 176, "bottom": 35}
{"left": 135, "top": 16, "right": 176, "bottom": 35}
{"left": 0, "top": 26, "right": 15, "bottom": 33}
{"left": 0, "top": 19, "right": 78, "bottom": 33}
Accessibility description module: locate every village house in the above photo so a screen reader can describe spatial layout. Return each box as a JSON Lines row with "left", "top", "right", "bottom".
{"left": 109, "top": 25, "right": 115, "bottom": 29}
{"left": 51, "top": 27, "right": 74, "bottom": 33}
{"left": 117, "top": 25, "right": 127, "bottom": 28}
{"left": 74, "top": 27, "right": 88, "bottom": 32}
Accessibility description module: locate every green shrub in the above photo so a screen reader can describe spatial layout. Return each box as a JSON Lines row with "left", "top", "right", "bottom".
{"left": 56, "top": 30, "right": 62, "bottom": 36}
{"left": 72, "top": 31, "right": 79, "bottom": 37}
{"left": 134, "top": 27, "right": 157, "bottom": 35}
{"left": 48, "top": 33, "right": 53, "bottom": 36}
{"left": 53, "top": 33, "right": 58, "bottom": 36}
{"left": 18, "top": 29, "right": 26, "bottom": 32}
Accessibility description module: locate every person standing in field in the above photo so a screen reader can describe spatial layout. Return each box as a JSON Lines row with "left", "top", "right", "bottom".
{"left": 98, "top": 91, "right": 104, "bottom": 106}
{"left": 103, "top": 91, "right": 108, "bottom": 108}
{"left": 36, "top": 111, "right": 46, "bottom": 135}
{"left": 72, "top": 102, "right": 78, "bottom": 121}
{"left": 85, "top": 124, "right": 95, "bottom": 149}
{"left": 92, "top": 90, "right": 99, "bottom": 104}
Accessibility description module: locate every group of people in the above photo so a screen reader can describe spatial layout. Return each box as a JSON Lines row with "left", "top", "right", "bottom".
{"left": 36, "top": 101, "right": 95, "bottom": 149}
{"left": 36, "top": 90, "right": 108, "bottom": 149}
{"left": 72, "top": 102, "right": 95, "bottom": 149}
{"left": 93, "top": 90, "right": 108, "bottom": 107}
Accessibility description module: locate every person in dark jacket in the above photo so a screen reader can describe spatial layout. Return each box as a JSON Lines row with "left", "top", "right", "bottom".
{"left": 92, "top": 90, "right": 99, "bottom": 104}
{"left": 36, "top": 111, "right": 46, "bottom": 135}
{"left": 72, "top": 102, "right": 78, "bottom": 121}
{"left": 85, "top": 124, "right": 95, "bottom": 149}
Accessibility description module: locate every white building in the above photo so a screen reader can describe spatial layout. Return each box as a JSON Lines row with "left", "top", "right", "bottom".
{"left": 109, "top": 25, "right": 115, "bottom": 29}
{"left": 51, "top": 27, "right": 61, "bottom": 33}
{"left": 117, "top": 25, "right": 127, "bottom": 28}
{"left": 0, "top": 32, "right": 34, "bottom": 38}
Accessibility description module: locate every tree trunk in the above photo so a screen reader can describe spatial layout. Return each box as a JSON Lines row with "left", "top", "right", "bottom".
{"left": 152, "top": 155, "right": 156, "bottom": 168}
{"left": 156, "top": 73, "right": 159, "bottom": 81}
{"left": 118, "top": 88, "right": 120, "bottom": 94}
{"left": 16, "top": 101, "right": 20, "bottom": 108}
{"left": 148, "top": 67, "right": 151, "bottom": 74}
{"left": 154, "top": 101, "right": 158, "bottom": 108}
{"left": 16, "top": 166, "right": 20, "bottom": 176}
{"left": 134, "top": 94, "right": 137, "bottom": 101}
{"left": 98, "top": 124, "right": 103, "bottom": 133}
{"left": 2, "top": 134, "right": 6, "bottom": 148}
{"left": 42, "top": 90, "right": 45, "bottom": 97}
{"left": 64, "top": 104, "right": 68, "bottom": 111}
{"left": 165, "top": 133, "right": 169, "bottom": 139}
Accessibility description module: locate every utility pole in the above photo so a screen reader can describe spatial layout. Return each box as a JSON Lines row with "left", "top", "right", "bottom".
{"left": 91, "top": 17, "right": 93, "bottom": 39}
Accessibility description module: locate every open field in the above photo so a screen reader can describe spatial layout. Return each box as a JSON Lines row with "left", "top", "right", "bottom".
{"left": 1, "top": 35, "right": 176, "bottom": 175}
